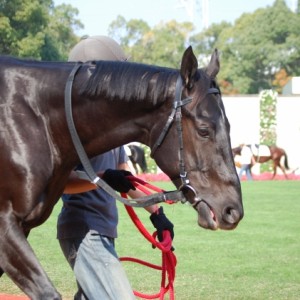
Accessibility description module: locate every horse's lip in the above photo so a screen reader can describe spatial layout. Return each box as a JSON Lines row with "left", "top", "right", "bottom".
{"left": 195, "top": 200, "right": 218, "bottom": 230}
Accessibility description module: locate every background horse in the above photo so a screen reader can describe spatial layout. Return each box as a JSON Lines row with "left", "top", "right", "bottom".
{"left": 232, "top": 144, "right": 289, "bottom": 179}
{"left": 0, "top": 46, "right": 243, "bottom": 299}
{"left": 128, "top": 144, "right": 148, "bottom": 174}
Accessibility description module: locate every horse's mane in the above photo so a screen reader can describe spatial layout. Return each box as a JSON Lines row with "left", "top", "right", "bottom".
{"left": 80, "top": 60, "right": 178, "bottom": 105}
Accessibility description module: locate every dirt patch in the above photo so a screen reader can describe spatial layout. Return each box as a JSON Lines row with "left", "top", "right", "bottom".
{"left": 0, "top": 294, "right": 29, "bottom": 300}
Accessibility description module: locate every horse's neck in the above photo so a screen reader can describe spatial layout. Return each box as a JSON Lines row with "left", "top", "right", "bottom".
{"left": 70, "top": 97, "right": 166, "bottom": 158}
{"left": 62, "top": 63, "right": 178, "bottom": 160}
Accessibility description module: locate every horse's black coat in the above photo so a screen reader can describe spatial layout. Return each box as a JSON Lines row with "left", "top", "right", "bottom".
{"left": 0, "top": 47, "right": 243, "bottom": 299}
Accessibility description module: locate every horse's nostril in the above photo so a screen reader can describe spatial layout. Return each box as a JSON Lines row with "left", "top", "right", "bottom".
{"left": 223, "top": 206, "right": 241, "bottom": 224}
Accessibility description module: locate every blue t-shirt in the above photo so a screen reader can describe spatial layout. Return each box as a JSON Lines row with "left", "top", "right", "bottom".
{"left": 57, "top": 147, "right": 128, "bottom": 239}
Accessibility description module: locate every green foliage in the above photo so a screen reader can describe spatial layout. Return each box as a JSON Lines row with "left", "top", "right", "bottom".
{"left": 190, "top": 21, "right": 232, "bottom": 64}
{"left": 190, "top": 0, "right": 300, "bottom": 94}
{"left": 141, "top": 144, "right": 158, "bottom": 174}
{"left": 259, "top": 89, "right": 278, "bottom": 172}
{"left": 219, "top": 1, "right": 297, "bottom": 93}
{"left": 106, "top": 1, "right": 300, "bottom": 94}
{"left": 2, "top": 0, "right": 299, "bottom": 90}
{"left": 45, "top": 3, "right": 83, "bottom": 61}
{"left": 108, "top": 15, "right": 150, "bottom": 48}
{"left": 140, "top": 20, "right": 193, "bottom": 68}
{"left": 108, "top": 16, "right": 193, "bottom": 68}
{"left": 0, "top": 0, "right": 82, "bottom": 60}
{"left": 259, "top": 90, "right": 278, "bottom": 143}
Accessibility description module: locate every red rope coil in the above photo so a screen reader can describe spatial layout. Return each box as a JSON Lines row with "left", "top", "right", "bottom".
{"left": 120, "top": 176, "right": 177, "bottom": 300}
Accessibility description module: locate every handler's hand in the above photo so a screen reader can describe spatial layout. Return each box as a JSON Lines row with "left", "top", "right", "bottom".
{"left": 150, "top": 207, "right": 174, "bottom": 242}
{"left": 102, "top": 169, "right": 136, "bottom": 193}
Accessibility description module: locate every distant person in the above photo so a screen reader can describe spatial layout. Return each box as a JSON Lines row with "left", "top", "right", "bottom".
{"left": 238, "top": 144, "right": 256, "bottom": 181}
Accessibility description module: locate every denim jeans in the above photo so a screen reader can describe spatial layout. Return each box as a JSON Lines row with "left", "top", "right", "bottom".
{"left": 239, "top": 164, "right": 253, "bottom": 181}
{"left": 59, "top": 231, "right": 135, "bottom": 300}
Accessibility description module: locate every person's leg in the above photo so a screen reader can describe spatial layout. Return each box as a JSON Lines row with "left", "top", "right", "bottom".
{"left": 239, "top": 165, "right": 246, "bottom": 179}
{"left": 74, "top": 231, "right": 135, "bottom": 300}
{"left": 59, "top": 238, "right": 88, "bottom": 300}
{"left": 245, "top": 165, "right": 253, "bottom": 180}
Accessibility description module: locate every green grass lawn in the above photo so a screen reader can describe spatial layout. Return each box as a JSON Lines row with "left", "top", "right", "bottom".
{"left": 1, "top": 181, "right": 300, "bottom": 299}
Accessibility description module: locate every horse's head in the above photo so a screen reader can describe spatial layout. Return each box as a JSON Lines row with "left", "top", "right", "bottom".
{"left": 151, "top": 46, "right": 243, "bottom": 230}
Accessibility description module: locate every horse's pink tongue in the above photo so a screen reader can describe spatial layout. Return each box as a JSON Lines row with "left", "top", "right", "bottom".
{"left": 197, "top": 201, "right": 217, "bottom": 230}
{"left": 210, "top": 209, "right": 216, "bottom": 220}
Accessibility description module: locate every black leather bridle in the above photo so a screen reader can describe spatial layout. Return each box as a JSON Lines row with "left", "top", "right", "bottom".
{"left": 150, "top": 75, "right": 220, "bottom": 207}
{"left": 64, "top": 64, "right": 220, "bottom": 208}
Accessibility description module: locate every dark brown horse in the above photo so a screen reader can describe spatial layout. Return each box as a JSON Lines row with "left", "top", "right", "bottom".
{"left": 0, "top": 46, "right": 243, "bottom": 299}
{"left": 232, "top": 144, "right": 289, "bottom": 179}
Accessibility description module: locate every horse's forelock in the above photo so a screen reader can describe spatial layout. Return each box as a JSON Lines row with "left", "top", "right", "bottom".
{"left": 80, "top": 61, "right": 176, "bottom": 104}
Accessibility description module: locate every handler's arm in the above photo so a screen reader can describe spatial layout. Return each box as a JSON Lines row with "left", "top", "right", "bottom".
{"left": 120, "top": 161, "right": 174, "bottom": 242}
{"left": 63, "top": 170, "right": 100, "bottom": 194}
{"left": 118, "top": 162, "right": 159, "bottom": 214}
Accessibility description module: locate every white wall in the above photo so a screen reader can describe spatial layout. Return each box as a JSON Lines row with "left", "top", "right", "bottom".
{"left": 222, "top": 95, "right": 300, "bottom": 174}
{"left": 277, "top": 96, "right": 300, "bottom": 171}
{"left": 223, "top": 96, "right": 260, "bottom": 148}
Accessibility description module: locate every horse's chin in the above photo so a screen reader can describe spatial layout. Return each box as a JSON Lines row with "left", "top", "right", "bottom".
{"left": 195, "top": 200, "right": 218, "bottom": 230}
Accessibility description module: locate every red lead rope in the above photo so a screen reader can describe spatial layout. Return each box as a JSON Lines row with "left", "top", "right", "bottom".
{"left": 120, "top": 176, "right": 177, "bottom": 300}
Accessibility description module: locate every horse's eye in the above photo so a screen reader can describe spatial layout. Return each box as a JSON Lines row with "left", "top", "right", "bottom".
{"left": 198, "top": 127, "right": 210, "bottom": 138}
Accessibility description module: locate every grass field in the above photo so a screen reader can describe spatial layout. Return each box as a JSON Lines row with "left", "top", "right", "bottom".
{"left": 1, "top": 180, "right": 300, "bottom": 299}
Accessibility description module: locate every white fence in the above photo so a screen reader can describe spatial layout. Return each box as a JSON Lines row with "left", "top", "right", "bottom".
{"left": 223, "top": 95, "right": 300, "bottom": 174}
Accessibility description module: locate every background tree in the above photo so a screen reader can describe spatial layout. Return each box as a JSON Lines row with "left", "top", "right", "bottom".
{"left": 0, "top": 0, "right": 82, "bottom": 60}
{"left": 188, "top": 0, "right": 300, "bottom": 94}
{"left": 189, "top": 21, "right": 237, "bottom": 94}
{"left": 1, "top": 0, "right": 299, "bottom": 92}
{"left": 108, "top": 16, "right": 193, "bottom": 68}
{"left": 44, "top": 3, "right": 83, "bottom": 60}
{"left": 108, "top": 1, "right": 300, "bottom": 94}
{"left": 108, "top": 15, "right": 151, "bottom": 61}
{"left": 189, "top": 21, "right": 232, "bottom": 64}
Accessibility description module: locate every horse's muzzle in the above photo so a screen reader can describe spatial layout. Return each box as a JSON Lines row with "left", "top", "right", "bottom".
{"left": 222, "top": 205, "right": 244, "bottom": 226}
{"left": 193, "top": 199, "right": 243, "bottom": 230}
{"left": 176, "top": 180, "right": 244, "bottom": 230}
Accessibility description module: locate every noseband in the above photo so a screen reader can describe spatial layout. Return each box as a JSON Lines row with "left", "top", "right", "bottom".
{"left": 151, "top": 75, "right": 220, "bottom": 207}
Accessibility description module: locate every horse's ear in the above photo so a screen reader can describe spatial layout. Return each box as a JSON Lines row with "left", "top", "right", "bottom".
{"left": 205, "top": 48, "right": 220, "bottom": 78}
{"left": 180, "top": 46, "right": 198, "bottom": 88}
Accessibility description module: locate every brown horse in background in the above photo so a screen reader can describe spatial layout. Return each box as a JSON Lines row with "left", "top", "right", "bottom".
{"left": 232, "top": 144, "right": 289, "bottom": 179}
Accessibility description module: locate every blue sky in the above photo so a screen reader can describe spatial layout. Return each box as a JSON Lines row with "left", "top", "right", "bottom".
{"left": 54, "top": 0, "right": 295, "bottom": 36}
